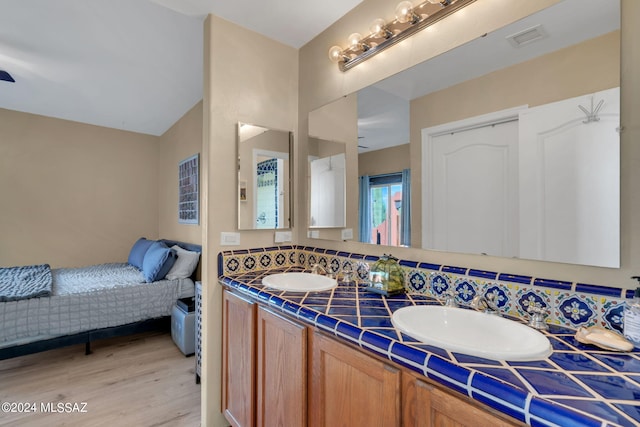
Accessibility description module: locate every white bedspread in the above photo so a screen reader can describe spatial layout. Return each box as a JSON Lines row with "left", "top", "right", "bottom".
{"left": 0, "top": 263, "right": 194, "bottom": 347}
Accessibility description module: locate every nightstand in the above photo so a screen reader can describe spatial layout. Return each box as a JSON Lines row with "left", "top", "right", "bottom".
{"left": 171, "top": 297, "right": 195, "bottom": 356}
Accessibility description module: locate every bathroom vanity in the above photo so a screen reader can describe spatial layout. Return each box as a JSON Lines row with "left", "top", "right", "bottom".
{"left": 222, "top": 288, "right": 519, "bottom": 427}
{"left": 219, "top": 246, "right": 640, "bottom": 427}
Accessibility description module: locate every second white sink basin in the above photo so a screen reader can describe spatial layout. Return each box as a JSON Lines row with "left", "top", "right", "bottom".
{"left": 262, "top": 272, "right": 338, "bottom": 292}
{"left": 391, "top": 305, "right": 552, "bottom": 361}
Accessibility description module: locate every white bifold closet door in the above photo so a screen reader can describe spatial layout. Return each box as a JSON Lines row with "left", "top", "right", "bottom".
{"left": 425, "top": 120, "right": 519, "bottom": 257}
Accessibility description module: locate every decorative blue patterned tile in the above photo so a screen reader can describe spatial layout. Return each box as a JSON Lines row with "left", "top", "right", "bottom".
{"left": 407, "top": 270, "right": 428, "bottom": 294}
{"left": 243, "top": 255, "right": 257, "bottom": 271}
{"left": 515, "top": 289, "right": 550, "bottom": 319}
{"left": 430, "top": 272, "right": 450, "bottom": 296}
{"left": 259, "top": 253, "right": 272, "bottom": 269}
{"left": 483, "top": 284, "right": 510, "bottom": 311}
{"left": 225, "top": 257, "right": 240, "bottom": 274}
{"left": 274, "top": 252, "right": 286, "bottom": 267}
{"left": 556, "top": 295, "right": 597, "bottom": 327}
{"left": 454, "top": 278, "right": 477, "bottom": 304}
{"left": 516, "top": 369, "right": 594, "bottom": 397}
{"left": 307, "top": 253, "right": 316, "bottom": 267}
{"left": 602, "top": 300, "right": 625, "bottom": 333}
{"left": 507, "top": 359, "right": 556, "bottom": 369}
{"left": 329, "top": 257, "right": 341, "bottom": 274}
{"left": 356, "top": 262, "right": 370, "bottom": 281}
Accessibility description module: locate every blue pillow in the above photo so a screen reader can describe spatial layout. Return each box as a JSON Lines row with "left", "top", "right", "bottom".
{"left": 128, "top": 238, "right": 154, "bottom": 269}
{"left": 142, "top": 242, "right": 177, "bottom": 282}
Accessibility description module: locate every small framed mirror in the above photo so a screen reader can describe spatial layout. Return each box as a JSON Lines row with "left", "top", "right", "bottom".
{"left": 237, "top": 122, "right": 293, "bottom": 230}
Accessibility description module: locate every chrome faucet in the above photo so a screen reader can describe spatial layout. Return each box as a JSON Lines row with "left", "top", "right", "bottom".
{"left": 311, "top": 263, "right": 332, "bottom": 278}
{"left": 443, "top": 289, "right": 458, "bottom": 307}
{"left": 527, "top": 305, "right": 549, "bottom": 330}
{"left": 471, "top": 293, "right": 500, "bottom": 315}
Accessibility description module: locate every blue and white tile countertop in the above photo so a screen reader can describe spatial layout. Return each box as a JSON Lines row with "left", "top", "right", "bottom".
{"left": 218, "top": 246, "right": 640, "bottom": 427}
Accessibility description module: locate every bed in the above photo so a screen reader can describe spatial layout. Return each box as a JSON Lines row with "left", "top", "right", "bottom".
{"left": 0, "top": 238, "right": 201, "bottom": 360}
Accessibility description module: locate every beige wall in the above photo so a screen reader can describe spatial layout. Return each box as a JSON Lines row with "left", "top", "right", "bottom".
{"left": 158, "top": 100, "right": 203, "bottom": 245}
{"left": 409, "top": 30, "right": 619, "bottom": 247}
{"left": 201, "top": 15, "right": 298, "bottom": 426}
{"left": 0, "top": 108, "right": 159, "bottom": 268}
{"left": 298, "top": 0, "right": 640, "bottom": 290}
{"left": 359, "top": 144, "right": 410, "bottom": 177}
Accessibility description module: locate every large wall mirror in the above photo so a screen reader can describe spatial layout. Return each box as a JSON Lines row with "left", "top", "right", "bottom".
{"left": 237, "top": 122, "right": 292, "bottom": 230}
{"left": 308, "top": 0, "right": 620, "bottom": 268}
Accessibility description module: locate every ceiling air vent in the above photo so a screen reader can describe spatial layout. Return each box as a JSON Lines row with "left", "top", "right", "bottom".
{"left": 506, "top": 24, "right": 547, "bottom": 48}
{"left": 0, "top": 70, "right": 15, "bottom": 83}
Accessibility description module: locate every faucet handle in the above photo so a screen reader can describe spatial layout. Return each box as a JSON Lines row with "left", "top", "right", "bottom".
{"left": 527, "top": 305, "right": 549, "bottom": 330}
{"left": 443, "top": 289, "right": 458, "bottom": 307}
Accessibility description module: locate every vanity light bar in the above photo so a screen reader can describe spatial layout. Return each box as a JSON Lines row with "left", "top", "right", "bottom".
{"left": 329, "top": 0, "right": 477, "bottom": 72}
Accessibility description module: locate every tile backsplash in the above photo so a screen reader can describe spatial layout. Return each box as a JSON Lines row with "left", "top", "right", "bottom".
{"left": 218, "top": 245, "right": 630, "bottom": 333}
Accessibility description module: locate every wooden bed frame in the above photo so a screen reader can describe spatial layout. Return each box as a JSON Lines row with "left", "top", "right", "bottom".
{"left": 0, "top": 239, "right": 201, "bottom": 360}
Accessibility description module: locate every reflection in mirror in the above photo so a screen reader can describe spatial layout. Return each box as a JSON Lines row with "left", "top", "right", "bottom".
{"left": 237, "top": 123, "right": 292, "bottom": 230}
{"left": 308, "top": 138, "right": 346, "bottom": 228}
{"left": 308, "top": 0, "right": 620, "bottom": 268}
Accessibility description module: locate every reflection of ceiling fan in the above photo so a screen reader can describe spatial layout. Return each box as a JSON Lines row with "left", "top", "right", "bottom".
{"left": 0, "top": 70, "right": 15, "bottom": 83}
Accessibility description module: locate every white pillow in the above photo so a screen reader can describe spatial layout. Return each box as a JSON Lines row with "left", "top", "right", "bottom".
{"left": 165, "top": 245, "right": 200, "bottom": 280}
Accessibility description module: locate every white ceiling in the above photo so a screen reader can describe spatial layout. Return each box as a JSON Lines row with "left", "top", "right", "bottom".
{"left": 0, "top": 0, "right": 363, "bottom": 136}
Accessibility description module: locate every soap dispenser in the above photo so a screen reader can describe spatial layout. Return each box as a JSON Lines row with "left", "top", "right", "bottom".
{"left": 623, "top": 276, "right": 640, "bottom": 347}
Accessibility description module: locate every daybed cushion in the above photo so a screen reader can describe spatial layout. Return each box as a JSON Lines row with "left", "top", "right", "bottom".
{"left": 128, "top": 238, "right": 154, "bottom": 269}
{"left": 142, "top": 242, "right": 177, "bottom": 282}
{"left": 165, "top": 245, "right": 200, "bottom": 280}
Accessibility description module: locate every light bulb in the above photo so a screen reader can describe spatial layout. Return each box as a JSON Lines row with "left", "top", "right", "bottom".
{"left": 370, "top": 18, "right": 387, "bottom": 38}
{"left": 395, "top": 1, "right": 414, "bottom": 23}
{"left": 328, "top": 45, "right": 344, "bottom": 63}
{"left": 348, "top": 33, "right": 363, "bottom": 50}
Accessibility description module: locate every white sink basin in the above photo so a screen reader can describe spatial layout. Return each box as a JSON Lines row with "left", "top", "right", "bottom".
{"left": 262, "top": 272, "right": 338, "bottom": 292}
{"left": 391, "top": 305, "right": 552, "bottom": 361}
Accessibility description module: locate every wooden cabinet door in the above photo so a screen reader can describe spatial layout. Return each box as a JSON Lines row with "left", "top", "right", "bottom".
{"left": 402, "top": 371, "right": 521, "bottom": 427}
{"left": 309, "top": 330, "right": 401, "bottom": 427}
{"left": 256, "top": 307, "right": 307, "bottom": 427}
{"left": 222, "top": 290, "right": 256, "bottom": 427}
